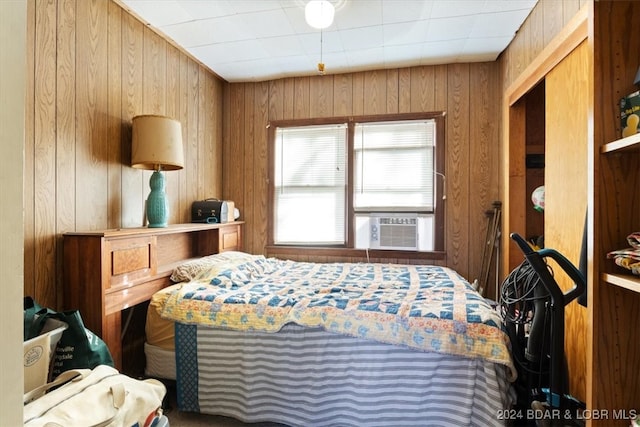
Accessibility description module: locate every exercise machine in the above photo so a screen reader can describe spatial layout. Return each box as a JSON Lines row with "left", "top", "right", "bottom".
{"left": 501, "top": 232, "right": 586, "bottom": 426}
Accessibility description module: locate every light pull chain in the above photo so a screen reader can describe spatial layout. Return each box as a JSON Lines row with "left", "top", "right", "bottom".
{"left": 318, "top": 27, "right": 325, "bottom": 75}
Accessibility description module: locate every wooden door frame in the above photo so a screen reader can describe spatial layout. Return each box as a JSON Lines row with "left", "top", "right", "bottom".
{"left": 501, "top": 6, "right": 589, "bottom": 278}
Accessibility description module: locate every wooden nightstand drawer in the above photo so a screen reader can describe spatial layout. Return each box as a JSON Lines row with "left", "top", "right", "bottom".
{"left": 106, "top": 237, "right": 156, "bottom": 290}
{"left": 219, "top": 223, "right": 241, "bottom": 252}
{"left": 112, "top": 245, "right": 149, "bottom": 275}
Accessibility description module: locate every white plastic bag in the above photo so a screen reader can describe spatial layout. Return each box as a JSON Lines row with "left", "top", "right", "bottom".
{"left": 24, "top": 365, "right": 166, "bottom": 427}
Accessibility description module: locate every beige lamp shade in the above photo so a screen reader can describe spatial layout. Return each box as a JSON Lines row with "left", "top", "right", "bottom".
{"left": 131, "top": 115, "right": 184, "bottom": 171}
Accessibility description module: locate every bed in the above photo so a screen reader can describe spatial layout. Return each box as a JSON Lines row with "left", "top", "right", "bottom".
{"left": 145, "top": 251, "right": 516, "bottom": 426}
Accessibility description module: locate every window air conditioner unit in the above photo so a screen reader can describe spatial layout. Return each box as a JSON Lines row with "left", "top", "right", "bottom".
{"left": 355, "top": 213, "right": 434, "bottom": 252}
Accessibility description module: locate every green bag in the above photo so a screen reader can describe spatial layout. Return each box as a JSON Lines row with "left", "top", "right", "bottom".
{"left": 23, "top": 296, "right": 43, "bottom": 341}
{"left": 25, "top": 304, "right": 114, "bottom": 379}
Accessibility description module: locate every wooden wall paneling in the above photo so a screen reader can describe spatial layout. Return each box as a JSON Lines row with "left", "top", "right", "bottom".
{"left": 33, "top": 0, "right": 58, "bottom": 306}
{"left": 351, "top": 72, "right": 365, "bottom": 116}
{"left": 501, "top": 0, "right": 581, "bottom": 93}
{"left": 177, "top": 53, "right": 190, "bottom": 223}
{"left": 223, "top": 84, "right": 245, "bottom": 222}
{"left": 397, "top": 68, "right": 411, "bottom": 113}
{"left": 253, "top": 81, "right": 270, "bottom": 254}
{"left": 76, "top": 0, "right": 110, "bottom": 231}
{"left": 165, "top": 47, "right": 181, "bottom": 225}
{"left": 386, "top": 69, "right": 399, "bottom": 114}
{"left": 25, "top": 0, "right": 228, "bottom": 311}
{"left": 544, "top": 41, "right": 589, "bottom": 401}
{"left": 165, "top": 49, "right": 180, "bottom": 140}
{"left": 185, "top": 59, "right": 200, "bottom": 219}
{"left": 333, "top": 74, "right": 353, "bottom": 116}
{"left": 106, "top": 0, "right": 121, "bottom": 230}
{"left": 55, "top": 0, "right": 76, "bottom": 306}
{"left": 142, "top": 27, "right": 166, "bottom": 115}
{"left": 212, "top": 76, "right": 224, "bottom": 198}
{"left": 282, "top": 78, "right": 295, "bottom": 119}
{"left": 562, "top": 0, "right": 582, "bottom": 26}
{"left": 590, "top": 1, "right": 640, "bottom": 416}
{"left": 433, "top": 65, "right": 448, "bottom": 111}
{"left": 196, "top": 66, "right": 207, "bottom": 200}
{"left": 468, "top": 62, "right": 500, "bottom": 299}
{"left": 238, "top": 62, "right": 502, "bottom": 277}
{"left": 542, "top": 0, "right": 565, "bottom": 47}
{"left": 409, "top": 66, "right": 435, "bottom": 113}
{"left": 292, "top": 76, "right": 310, "bottom": 119}
{"left": 268, "top": 79, "right": 285, "bottom": 121}
{"left": 121, "top": 11, "right": 144, "bottom": 228}
{"left": 242, "top": 83, "right": 257, "bottom": 252}
{"left": 446, "top": 64, "right": 471, "bottom": 278}
{"left": 363, "top": 70, "right": 387, "bottom": 115}
{"left": 24, "top": 0, "right": 36, "bottom": 299}
{"left": 527, "top": 1, "right": 545, "bottom": 73}
{"left": 309, "top": 75, "right": 334, "bottom": 118}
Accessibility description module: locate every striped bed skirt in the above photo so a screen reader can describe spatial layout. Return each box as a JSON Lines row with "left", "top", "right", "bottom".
{"left": 175, "top": 322, "right": 514, "bottom": 427}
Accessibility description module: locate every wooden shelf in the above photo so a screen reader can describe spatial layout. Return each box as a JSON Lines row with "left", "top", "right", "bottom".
{"left": 63, "top": 221, "right": 243, "bottom": 238}
{"left": 601, "top": 133, "right": 640, "bottom": 153}
{"left": 603, "top": 273, "right": 640, "bottom": 293}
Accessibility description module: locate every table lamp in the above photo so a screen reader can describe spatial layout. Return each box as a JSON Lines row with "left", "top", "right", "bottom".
{"left": 131, "top": 115, "right": 184, "bottom": 228}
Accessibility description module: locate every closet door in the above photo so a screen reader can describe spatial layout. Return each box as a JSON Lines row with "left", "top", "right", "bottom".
{"left": 544, "top": 40, "right": 589, "bottom": 402}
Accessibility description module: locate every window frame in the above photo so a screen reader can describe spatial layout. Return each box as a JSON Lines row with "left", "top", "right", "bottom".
{"left": 267, "top": 112, "right": 446, "bottom": 258}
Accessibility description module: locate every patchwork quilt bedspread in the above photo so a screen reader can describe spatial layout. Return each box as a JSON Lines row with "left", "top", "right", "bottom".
{"left": 160, "top": 257, "right": 515, "bottom": 378}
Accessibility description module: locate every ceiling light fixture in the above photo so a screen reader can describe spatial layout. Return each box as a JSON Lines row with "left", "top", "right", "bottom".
{"left": 305, "top": 0, "right": 335, "bottom": 29}
{"left": 305, "top": 1, "right": 334, "bottom": 75}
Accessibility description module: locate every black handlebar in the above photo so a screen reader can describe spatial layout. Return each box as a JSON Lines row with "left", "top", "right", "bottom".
{"left": 509, "top": 233, "right": 586, "bottom": 306}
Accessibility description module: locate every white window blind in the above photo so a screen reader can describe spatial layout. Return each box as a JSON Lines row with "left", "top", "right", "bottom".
{"left": 274, "top": 124, "right": 347, "bottom": 245}
{"left": 354, "top": 120, "right": 435, "bottom": 211}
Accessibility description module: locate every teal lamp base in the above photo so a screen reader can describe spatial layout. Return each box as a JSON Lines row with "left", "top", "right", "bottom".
{"left": 146, "top": 170, "right": 169, "bottom": 228}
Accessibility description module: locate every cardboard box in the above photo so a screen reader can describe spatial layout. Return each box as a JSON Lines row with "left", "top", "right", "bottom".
{"left": 23, "top": 318, "right": 67, "bottom": 394}
{"left": 620, "top": 90, "right": 640, "bottom": 137}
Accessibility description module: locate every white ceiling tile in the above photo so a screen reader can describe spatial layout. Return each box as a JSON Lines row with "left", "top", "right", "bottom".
{"left": 161, "top": 18, "right": 248, "bottom": 47}
{"left": 346, "top": 47, "right": 386, "bottom": 68}
{"left": 420, "top": 39, "right": 467, "bottom": 63}
{"left": 469, "top": 10, "right": 534, "bottom": 38}
{"left": 426, "top": 15, "right": 475, "bottom": 42}
{"left": 227, "top": 0, "right": 287, "bottom": 14}
{"left": 381, "top": 0, "right": 435, "bottom": 24}
{"left": 383, "top": 20, "right": 430, "bottom": 46}
{"left": 298, "top": 31, "right": 345, "bottom": 55}
{"left": 430, "top": 0, "right": 489, "bottom": 18}
{"left": 383, "top": 43, "right": 426, "bottom": 64}
{"left": 259, "top": 35, "right": 305, "bottom": 57}
{"left": 462, "top": 35, "right": 513, "bottom": 58}
{"left": 121, "top": 0, "right": 192, "bottom": 26}
{"left": 481, "top": 0, "right": 539, "bottom": 14}
{"left": 189, "top": 40, "right": 269, "bottom": 64}
{"left": 339, "top": 26, "right": 384, "bottom": 51}
{"left": 118, "top": 0, "right": 538, "bottom": 82}
{"left": 238, "top": 9, "right": 296, "bottom": 38}
{"left": 335, "top": 0, "right": 382, "bottom": 30}
{"left": 176, "top": 0, "right": 236, "bottom": 20}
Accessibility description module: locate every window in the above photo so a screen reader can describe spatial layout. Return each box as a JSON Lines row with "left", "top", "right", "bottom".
{"left": 269, "top": 113, "right": 445, "bottom": 252}
{"left": 273, "top": 124, "right": 347, "bottom": 245}
{"left": 354, "top": 120, "right": 435, "bottom": 211}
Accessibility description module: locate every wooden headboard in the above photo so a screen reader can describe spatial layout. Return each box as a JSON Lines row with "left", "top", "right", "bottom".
{"left": 63, "top": 222, "right": 243, "bottom": 371}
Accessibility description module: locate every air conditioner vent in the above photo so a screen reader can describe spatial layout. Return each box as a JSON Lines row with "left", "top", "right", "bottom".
{"left": 370, "top": 215, "right": 418, "bottom": 250}
{"left": 355, "top": 213, "right": 434, "bottom": 252}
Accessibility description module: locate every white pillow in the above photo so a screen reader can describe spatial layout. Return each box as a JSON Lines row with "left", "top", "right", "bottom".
{"left": 170, "top": 251, "right": 259, "bottom": 283}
